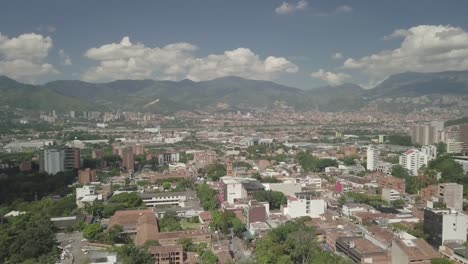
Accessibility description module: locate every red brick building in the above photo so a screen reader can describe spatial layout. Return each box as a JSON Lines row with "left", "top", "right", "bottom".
{"left": 78, "top": 168, "right": 97, "bottom": 184}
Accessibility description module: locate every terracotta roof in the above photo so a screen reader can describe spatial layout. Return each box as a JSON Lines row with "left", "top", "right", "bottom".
{"left": 109, "top": 209, "right": 155, "bottom": 231}
{"left": 199, "top": 211, "right": 213, "bottom": 222}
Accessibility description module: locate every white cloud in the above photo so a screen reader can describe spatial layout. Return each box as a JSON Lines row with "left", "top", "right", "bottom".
{"left": 59, "top": 49, "right": 72, "bottom": 65}
{"left": 334, "top": 5, "right": 353, "bottom": 14}
{"left": 343, "top": 25, "right": 468, "bottom": 84}
{"left": 275, "top": 0, "right": 308, "bottom": 15}
{"left": 0, "top": 33, "right": 57, "bottom": 79}
{"left": 36, "top": 25, "right": 56, "bottom": 33}
{"left": 82, "top": 36, "right": 298, "bottom": 82}
{"left": 332, "top": 52, "right": 343, "bottom": 59}
{"left": 310, "top": 69, "right": 350, "bottom": 86}
{"left": 382, "top": 29, "right": 408, "bottom": 40}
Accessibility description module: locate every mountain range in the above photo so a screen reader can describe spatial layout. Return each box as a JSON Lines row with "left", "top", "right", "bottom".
{"left": 2, "top": 70, "right": 468, "bottom": 113}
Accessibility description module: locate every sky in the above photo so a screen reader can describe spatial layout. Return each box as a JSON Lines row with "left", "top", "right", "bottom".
{"left": 1, "top": 0, "right": 468, "bottom": 89}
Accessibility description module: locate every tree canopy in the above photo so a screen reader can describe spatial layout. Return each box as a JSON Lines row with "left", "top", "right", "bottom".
{"left": 253, "top": 190, "right": 287, "bottom": 210}
{"left": 254, "top": 218, "right": 352, "bottom": 264}
{"left": 0, "top": 213, "right": 57, "bottom": 264}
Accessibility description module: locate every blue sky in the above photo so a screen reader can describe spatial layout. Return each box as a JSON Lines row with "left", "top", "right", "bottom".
{"left": 1, "top": 0, "right": 468, "bottom": 89}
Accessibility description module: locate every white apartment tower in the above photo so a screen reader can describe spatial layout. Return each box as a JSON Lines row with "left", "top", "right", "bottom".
{"left": 41, "top": 149, "right": 64, "bottom": 175}
{"left": 399, "top": 146, "right": 436, "bottom": 175}
{"left": 366, "top": 146, "right": 380, "bottom": 171}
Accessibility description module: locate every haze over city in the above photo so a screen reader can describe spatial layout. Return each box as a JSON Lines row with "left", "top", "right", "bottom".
{"left": 2, "top": 1, "right": 468, "bottom": 264}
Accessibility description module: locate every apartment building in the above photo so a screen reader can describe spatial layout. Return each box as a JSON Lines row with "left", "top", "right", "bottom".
{"left": 282, "top": 192, "right": 325, "bottom": 219}
{"left": 366, "top": 146, "right": 380, "bottom": 171}
{"left": 438, "top": 183, "right": 463, "bottom": 212}
{"left": 424, "top": 208, "right": 468, "bottom": 248}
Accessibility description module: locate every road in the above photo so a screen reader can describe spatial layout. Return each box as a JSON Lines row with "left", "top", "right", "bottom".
{"left": 56, "top": 232, "right": 86, "bottom": 264}
{"left": 230, "top": 237, "right": 252, "bottom": 263}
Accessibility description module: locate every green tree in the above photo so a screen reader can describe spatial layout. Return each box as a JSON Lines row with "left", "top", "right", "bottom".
{"left": 115, "top": 245, "right": 154, "bottom": 264}
{"left": 83, "top": 223, "right": 104, "bottom": 240}
{"left": 341, "top": 155, "right": 357, "bottom": 166}
{"left": 159, "top": 211, "right": 182, "bottom": 232}
{"left": 108, "top": 192, "right": 142, "bottom": 207}
{"left": 0, "top": 213, "right": 57, "bottom": 263}
{"left": 391, "top": 165, "right": 410, "bottom": 178}
{"left": 162, "top": 182, "right": 171, "bottom": 190}
{"left": 391, "top": 199, "right": 405, "bottom": 209}
{"left": 204, "top": 163, "right": 226, "bottom": 181}
{"left": 436, "top": 142, "right": 447, "bottom": 156}
{"left": 232, "top": 217, "right": 246, "bottom": 236}
{"left": 431, "top": 258, "right": 454, "bottom": 264}
{"left": 201, "top": 251, "right": 218, "bottom": 264}
{"left": 253, "top": 190, "right": 287, "bottom": 210}
{"left": 196, "top": 184, "right": 219, "bottom": 210}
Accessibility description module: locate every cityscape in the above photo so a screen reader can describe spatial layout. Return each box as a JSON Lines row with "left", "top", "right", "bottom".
{"left": 2, "top": 1, "right": 468, "bottom": 264}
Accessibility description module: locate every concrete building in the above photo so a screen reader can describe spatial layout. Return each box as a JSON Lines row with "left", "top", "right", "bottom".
{"left": 262, "top": 182, "right": 302, "bottom": 196}
{"left": 399, "top": 147, "right": 435, "bottom": 175}
{"left": 305, "top": 176, "right": 322, "bottom": 191}
{"left": 76, "top": 185, "right": 102, "bottom": 208}
{"left": 244, "top": 200, "right": 268, "bottom": 226}
{"left": 411, "top": 123, "right": 444, "bottom": 145}
{"left": 335, "top": 180, "right": 352, "bottom": 193}
{"left": 78, "top": 168, "right": 97, "bottom": 184}
{"left": 148, "top": 246, "right": 183, "bottom": 264}
{"left": 342, "top": 203, "right": 374, "bottom": 217}
{"left": 219, "top": 177, "right": 264, "bottom": 205}
{"left": 40, "top": 147, "right": 80, "bottom": 175}
{"left": 391, "top": 232, "right": 439, "bottom": 264}
{"left": 139, "top": 191, "right": 192, "bottom": 208}
{"left": 40, "top": 149, "right": 64, "bottom": 175}
{"left": 439, "top": 243, "right": 468, "bottom": 264}
{"left": 424, "top": 208, "right": 468, "bottom": 248}
{"left": 381, "top": 188, "right": 401, "bottom": 202}
{"left": 453, "top": 156, "right": 468, "bottom": 173}
{"left": 121, "top": 147, "right": 134, "bottom": 171}
{"left": 335, "top": 236, "right": 390, "bottom": 263}
{"left": 132, "top": 144, "right": 145, "bottom": 156}
{"left": 460, "top": 124, "right": 468, "bottom": 153}
{"left": 439, "top": 183, "right": 463, "bottom": 212}
{"left": 158, "top": 152, "right": 180, "bottom": 165}
{"left": 366, "top": 146, "right": 380, "bottom": 171}
{"left": 63, "top": 147, "right": 80, "bottom": 171}
{"left": 421, "top": 145, "right": 437, "bottom": 160}
{"left": 282, "top": 192, "right": 325, "bottom": 219}
{"left": 447, "top": 140, "right": 464, "bottom": 154}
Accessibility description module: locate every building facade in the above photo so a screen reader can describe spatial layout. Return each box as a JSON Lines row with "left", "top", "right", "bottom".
{"left": 423, "top": 208, "right": 467, "bottom": 248}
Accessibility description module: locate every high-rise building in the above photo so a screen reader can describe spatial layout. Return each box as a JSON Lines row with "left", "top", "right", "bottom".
{"left": 421, "top": 145, "right": 437, "bottom": 160}
{"left": 40, "top": 149, "right": 64, "bottom": 175}
{"left": 460, "top": 124, "right": 468, "bottom": 153}
{"left": 63, "top": 147, "right": 80, "bottom": 171}
{"left": 40, "top": 148, "right": 80, "bottom": 175}
{"left": 438, "top": 183, "right": 463, "bottom": 212}
{"left": 121, "top": 147, "right": 134, "bottom": 171}
{"left": 411, "top": 122, "right": 444, "bottom": 145}
{"left": 366, "top": 146, "right": 380, "bottom": 171}
{"left": 132, "top": 144, "right": 145, "bottom": 156}
{"left": 399, "top": 146, "right": 436, "bottom": 175}
{"left": 423, "top": 208, "right": 467, "bottom": 248}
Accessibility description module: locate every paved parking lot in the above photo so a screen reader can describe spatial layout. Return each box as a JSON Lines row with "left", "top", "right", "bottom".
{"left": 56, "top": 232, "right": 86, "bottom": 264}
